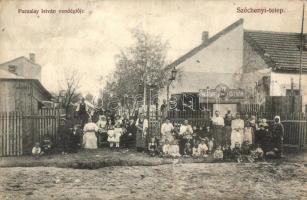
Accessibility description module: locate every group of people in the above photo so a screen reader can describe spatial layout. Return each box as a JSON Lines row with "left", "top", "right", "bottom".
{"left": 32, "top": 97, "right": 284, "bottom": 162}
{"left": 154, "top": 110, "right": 284, "bottom": 161}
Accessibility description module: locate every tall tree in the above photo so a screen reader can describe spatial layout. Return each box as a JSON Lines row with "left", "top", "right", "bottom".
{"left": 103, "top": 28, "right": 174, "bottom": 115}
{"left": 59, "top": 68, "right": 82, "bottom": 116}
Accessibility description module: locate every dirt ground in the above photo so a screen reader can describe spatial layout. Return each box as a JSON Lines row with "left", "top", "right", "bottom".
{"left": 0, "top": 149, "right": 306, "bottom": 200}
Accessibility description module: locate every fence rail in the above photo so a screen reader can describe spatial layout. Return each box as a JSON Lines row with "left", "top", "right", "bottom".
{"left": 0, "top": 109, "right": 61, "bottom": 156}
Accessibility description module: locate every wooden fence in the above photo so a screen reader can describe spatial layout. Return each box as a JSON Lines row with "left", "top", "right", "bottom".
{"left": 0, "top": 112, "right": 23, "bottom": 156}
{"left": 0, "top": 109, "right": 61, "bottom": 156}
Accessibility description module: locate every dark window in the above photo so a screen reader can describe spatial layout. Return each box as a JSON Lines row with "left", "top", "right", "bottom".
{"left": 8, "top": 65, "right": 17, "bottom": 74}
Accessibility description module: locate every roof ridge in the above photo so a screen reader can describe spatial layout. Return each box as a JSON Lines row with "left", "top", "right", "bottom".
{"left": 169, "top": 18, "right": 244, "bottom": 68}
{"left": 0, "top": 56, "right": 40, "bottom": 67}
{"left": 244, "top": 29, "right": 303, "bottom": 35}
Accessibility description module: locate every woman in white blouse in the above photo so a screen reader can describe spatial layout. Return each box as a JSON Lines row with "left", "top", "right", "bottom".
{"left": 83, "top": 118, "right": 99, "bottom": 149}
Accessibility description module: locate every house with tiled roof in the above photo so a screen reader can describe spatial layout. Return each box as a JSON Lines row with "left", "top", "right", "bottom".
{"left": 163, "top": 19, "right": 307, "bottom": 114}
{"left": 0, "top": 53, "right": 53, "bottom": 114}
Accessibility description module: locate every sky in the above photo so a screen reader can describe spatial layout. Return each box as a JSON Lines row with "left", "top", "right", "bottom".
{"left": 0, "top": 0, "right": 305, "bottom": 97}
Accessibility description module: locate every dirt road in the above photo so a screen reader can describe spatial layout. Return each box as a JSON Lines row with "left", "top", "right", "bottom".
{"left": 0, "top": 162, "right": 306, "bottom": 200}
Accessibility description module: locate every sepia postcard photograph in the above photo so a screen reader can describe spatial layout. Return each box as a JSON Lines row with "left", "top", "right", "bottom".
{"left": 0, "top": 0, "right": 306, "bottom": 199}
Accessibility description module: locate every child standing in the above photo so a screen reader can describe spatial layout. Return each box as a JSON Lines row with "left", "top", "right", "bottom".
{"left": 32, "top": 142, "right": 42, "bottom": 159}
{"left": 148, "top": 137, "right": 157, "bottom": 156}
{"left": 207, "top": 137, "right": 214, "bottom": 154}
{"left": 107, "top": 125, "right": 116, "bottom": 148}
{"left": 113, "top": 123, "right": 123, "bottom": 148}
{"left": 183, "top": 140, "right": 192, "bottom": 157}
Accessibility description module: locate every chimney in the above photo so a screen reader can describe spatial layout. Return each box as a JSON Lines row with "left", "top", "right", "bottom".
{"left": 202, "top": 31, "right": 209, "bottom": 43}
{"left": 29, "top": 53, "right": 35, "bottom": 63}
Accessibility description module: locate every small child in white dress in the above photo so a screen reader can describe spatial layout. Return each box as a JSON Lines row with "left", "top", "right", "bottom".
{"left": 107, "top": 125, "right": 116, "bottom": 148}
{"left": 113, "top": 124, "right": 123, "bottom": 148}
{"left": 32, "top": 142, "right": 42, "bottom": 159}
{"left": 162, "top": 140, "right": 171, "bottom": 157}
{"left": 169, "top": 140, "right": 181, "bottom": 157}
{"left": 198, "top": 139, "right": 208, "bottom": 157}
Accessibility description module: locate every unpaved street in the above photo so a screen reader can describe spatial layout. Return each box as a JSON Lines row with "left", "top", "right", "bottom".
{"left": 0, "top": 162, "right": 306, "bottom": 200}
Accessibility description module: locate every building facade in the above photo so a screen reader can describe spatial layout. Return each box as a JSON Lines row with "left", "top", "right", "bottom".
{"left": 162, "top": 19, "right": 307, "bottom": 114}
{"left": 0, "top": 54, "right": 52, "bottom": 114}
{"left": 0, "top": 53, "right": 41, "bottom": 81}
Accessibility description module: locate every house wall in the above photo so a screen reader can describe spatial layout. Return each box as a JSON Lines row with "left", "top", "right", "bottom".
{"left": 0, "top": 80, "right": 49, "bottom": 114}
{"left": 0, "top": 58, "right": 41, "bottom": 81}
{"left": 159, "top": 23, "right": 244, "bottom": 104}
{"left": 270, "top": 72, "right": 307, "bottom": 110}
{"left": 175, "top": 24, "right": 244, "bottom": 74}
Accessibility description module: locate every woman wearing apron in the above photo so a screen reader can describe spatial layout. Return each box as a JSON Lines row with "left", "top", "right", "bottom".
{"left": 135, "top": 113, "right": 148, "bottom": 152}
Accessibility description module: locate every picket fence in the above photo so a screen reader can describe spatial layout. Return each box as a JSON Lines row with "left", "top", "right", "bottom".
{"left": 0, "top": 110, "right": 61, "bottom": 156}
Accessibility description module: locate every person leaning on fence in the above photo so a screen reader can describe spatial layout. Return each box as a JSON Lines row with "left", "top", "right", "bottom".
{"left": 271, "top": 115, "right": 284, "bottom": 158}
{"left": 178, "top": 120, "right": 193, "bottom": 155}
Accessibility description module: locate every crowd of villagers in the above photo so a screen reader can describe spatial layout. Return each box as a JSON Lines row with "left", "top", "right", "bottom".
{"left": 32, "top": 98, "right": 285, "bottom": 163}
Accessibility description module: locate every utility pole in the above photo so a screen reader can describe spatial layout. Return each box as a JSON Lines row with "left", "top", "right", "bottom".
{"left": 299, "top": 2, "right": 305, "bottom": 98}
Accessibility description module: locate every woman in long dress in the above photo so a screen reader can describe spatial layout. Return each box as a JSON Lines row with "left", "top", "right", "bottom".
{"left": 160, "top": 118, "right": 174, "bottom": 144}
{"left": 211, "top": 111, "right": 225, "bottom": 147}
{"left": 231, "top": 113, "right": 244, "bottom": 149}
{"left": 96, "top": 115, "right": 108, "bottom": 147}
{"left": 135, "top": 113, "right": 148, "bottom": 151}
{"left": 83, "top": 118, "right": 99, "bottom": 149}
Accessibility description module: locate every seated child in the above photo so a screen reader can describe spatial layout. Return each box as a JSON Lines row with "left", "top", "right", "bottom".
{"left": 148, "top": 137, "right": 157, "bottom": 156}
{"left": 192, "top": 143, "right": 200, "bottom": 157}
{"left": 183, "top": 140, "right": 192, "bottom": 157}
{"left": 169, "top": 140, "right": 181, "bottom": 157}
{"left": 32, "top": 142, "right": 42, "bottom": 159}
{"left": 265, "top": 148, "right": 281, "bottom": 159}
{"left": 251, "top": 144, "right": 264, "bottom": 161}
{"left": 162, "top": 140, "right": 171, "bottom": 157}
{"left": 41, "top": 134, "right": 53, "bottom": 155}
{"left": 198, "top": 139, "right": 208, "bottom": 157}
{"left": 241, "top": 140, "right": 253, "bottom": 163}
{"left": 232, "top": 142, "right": 242, "bottom": 163}
{"left": 213, "top": 145, "right": 223, "bottom": 160}
{"left": 107, "top": 125, "right": 116, "bottom": 148}
{"left": 223, "top": 144, "right": 232, "bottom": 161}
